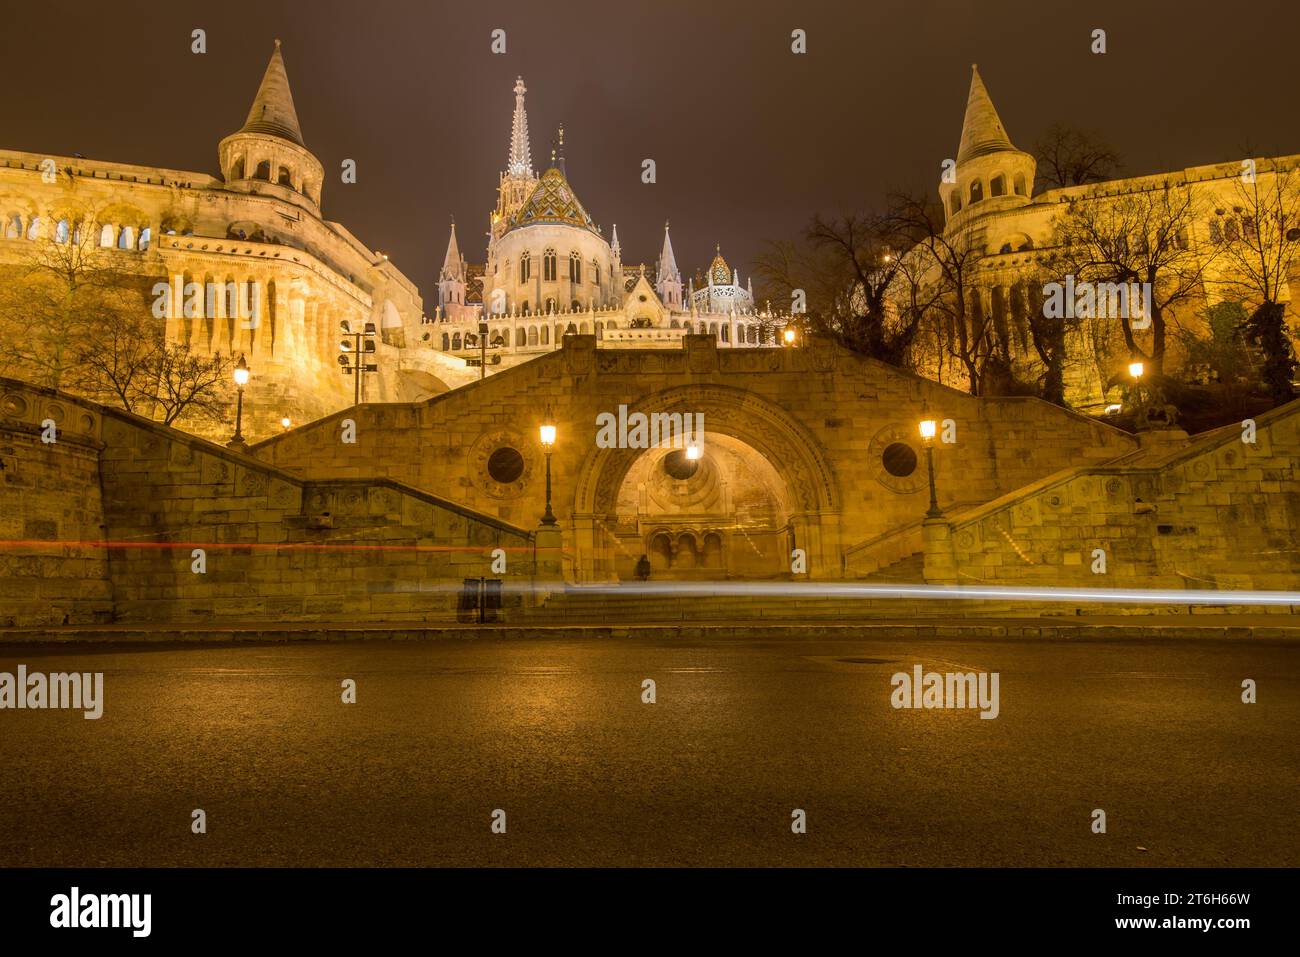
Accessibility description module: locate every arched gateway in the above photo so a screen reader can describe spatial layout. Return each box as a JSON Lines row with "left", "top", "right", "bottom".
{"left": 570, "top": 384, "right": 840, "bottom": 582}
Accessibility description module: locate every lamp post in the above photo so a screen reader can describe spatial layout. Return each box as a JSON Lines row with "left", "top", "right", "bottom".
{"left": 339, "top": 319, "right": 378, "bottom": 405}
{"left": 539, "top": 417, "right": 557, "bottom": 526}
{"left": 468, "top": 321, "right": 507, "bottom": 379}
{"left": 228, "top": 354, "right": 250, "bottom": 452}
{"left": 919, "top": 418, "right": 942, "bottom": 518}
{"left": 782, "top": 326, "right": 797, "bottom": 347}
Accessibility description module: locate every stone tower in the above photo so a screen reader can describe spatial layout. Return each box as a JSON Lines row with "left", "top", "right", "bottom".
{"left": 939, "top": 64, "right": 1036, "bottom": 228}
{"left": 217, "top": 40, "right": 324, "bottom": 211}
{"left": 438, "top": 220, "right": 470, "bottom": 320}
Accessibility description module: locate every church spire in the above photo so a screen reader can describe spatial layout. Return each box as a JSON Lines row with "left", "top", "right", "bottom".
{"left": 611, "top": 223, "right": 621, "bottom": 260}
{"left": 956, "top": 64, "right": 1015, "bottom": 164}
{"left": 440, "top": 220, "right": 464, "bottom": 280}
{"left": 239, "top": 39, "right": 305, "bottom": 146}
{"left": 507, "top": 76, "right": 533, "bottom": 177}
{"left": 658, "top": 221, "right": 680, "bottom": 281}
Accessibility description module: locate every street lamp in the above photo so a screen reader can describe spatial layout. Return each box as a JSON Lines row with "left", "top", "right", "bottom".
{"left": 280, "top": 416, "right": 291, "bottom": 430}
{"left": 539, "top": 417, "right": 557, "bottom": 526}
{"left": 1128, "top": 361, "right": 1144, "bottom": 380}
{"left": 339, "top": 319, "right": 378, "bottom": 405}
{"left": 685, "top": 443, "right": 701, "bottom": 461}
{"left": 783, "top": 326, "right": 797, "bottom": 346}
{"left": 228, "top": 354, "right": 250, "bottom": 452}
{"left": 919, "top": 418, "right": 942, "bottom": 519}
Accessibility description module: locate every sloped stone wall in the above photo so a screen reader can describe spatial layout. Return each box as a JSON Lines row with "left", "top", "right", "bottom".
{"left": 942, "top": 401, "right": 1300, "bottom": 590}
{"left": 0, "top": 380, "right": 114, "bottom": 626}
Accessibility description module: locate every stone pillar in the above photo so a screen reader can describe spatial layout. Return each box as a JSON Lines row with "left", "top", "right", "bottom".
{"left": 534, "top": 523, "right": 565, "bottom": 598}
{"left": 922, "top": 516, "right": 958, "bottom": 585}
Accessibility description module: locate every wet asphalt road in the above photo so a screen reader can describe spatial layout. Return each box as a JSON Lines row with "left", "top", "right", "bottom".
{"left": 0, "top": 635, "right": 1296, "bottom": 867}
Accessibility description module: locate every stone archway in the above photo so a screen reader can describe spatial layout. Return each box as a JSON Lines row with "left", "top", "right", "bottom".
{"left": 570, "top": 384, "right": 840, "bottom": 581}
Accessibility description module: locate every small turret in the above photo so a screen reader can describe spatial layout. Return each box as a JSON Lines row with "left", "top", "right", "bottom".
{"left": 939, "top": 65, "right": 1036, "bottom": 226}
{"left": 217, "top": 40, "right": 323, "bottom": 209}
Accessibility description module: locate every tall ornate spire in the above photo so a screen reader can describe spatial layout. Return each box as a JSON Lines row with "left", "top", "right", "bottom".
{"left": 507, "top": 76, "right": 533, "bottom": 177}
{"left": 240, "top": 39, "right": 304, "bottom": 146}
{"left": 957, "top": 64, "right": 1015, "bottom": 164}
{"left": 611, "top": 223, "right": 621, "bottom": 260}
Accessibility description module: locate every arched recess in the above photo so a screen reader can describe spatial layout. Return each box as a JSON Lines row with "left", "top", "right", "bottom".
{"left": 570, "top": 384, "right": 840, "bottom": 581}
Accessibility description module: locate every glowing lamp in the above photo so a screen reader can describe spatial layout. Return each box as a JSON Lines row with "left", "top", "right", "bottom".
{"left": 233, "top": 355, "right": 250, "bottom": 387}
{"left": 539, "top": 423, "right": 556, "bottom": 448}
{"left": 919, "top": 419, "right": 937, "bottom": 441}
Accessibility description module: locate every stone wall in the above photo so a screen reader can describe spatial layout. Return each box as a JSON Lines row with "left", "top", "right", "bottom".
{"left": 0, "top": 379, "right": 536, "bottom": 626}
{"left": 0, "top": 381, "right": 114, "bottom": 626}
{"left": 936, "top": 400, "right": 1300, "bottom": 590}
{"left": 252, "top": 335, "right": 1139, "bottom": 580}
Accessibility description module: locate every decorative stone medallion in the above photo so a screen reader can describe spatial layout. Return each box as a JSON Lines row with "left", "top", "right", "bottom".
{"left": 469, "top": 428, "right": 536, "bottom": 499}
{"left": 867, "top": 424, "right": 928, "bottom": 495}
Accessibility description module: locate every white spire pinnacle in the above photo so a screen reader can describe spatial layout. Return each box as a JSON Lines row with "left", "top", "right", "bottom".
{"left": 507, "top": 77, "right": 533, "bottom": 177}
{"left": 658, "top": 220, "right": 680, "bottom": 281}
{"left": 611, "top": 223, "right": 621, "bottom": 257}
{"left": 440, "top": 220, "right": 464, "bottom": 280}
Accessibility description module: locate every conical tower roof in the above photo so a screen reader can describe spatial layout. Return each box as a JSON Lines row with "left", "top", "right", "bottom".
{"left": 239, "top": 40, "right": 305, "bottom": 146}
{"left": 956, "top": 65, "right": 1015, "bottom": 164}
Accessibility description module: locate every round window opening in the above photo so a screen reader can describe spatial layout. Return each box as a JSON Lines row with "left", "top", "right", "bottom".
{"left": 487, "top": 446, "right": 525, "bottom": 484}
{"left": 882, "top": 442, "right": 918, "bottom": 478}
{"left": 662, "top": 449, "right": 699, "bottom": 481}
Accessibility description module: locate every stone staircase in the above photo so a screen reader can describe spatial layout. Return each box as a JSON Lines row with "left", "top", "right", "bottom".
{"left": 861, "top": 551, "right": 925, "bottom": 583}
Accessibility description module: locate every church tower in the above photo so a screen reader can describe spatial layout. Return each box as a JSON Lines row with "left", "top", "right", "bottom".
{"left": 218, "top": 40, "right": 324, "bottom": 211}
{"left": 655, "top": 221, "right": 683, "bottom": 309}
{"left": 939, "top": 65, "right": 1035, "bottom": 227}
{"left": 490, "top": 77, "right": 539, "bottom": 244}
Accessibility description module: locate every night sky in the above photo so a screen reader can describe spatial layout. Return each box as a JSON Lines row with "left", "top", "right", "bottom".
{"left": 2, "top": 0, "right": 1295, "bottom": 302}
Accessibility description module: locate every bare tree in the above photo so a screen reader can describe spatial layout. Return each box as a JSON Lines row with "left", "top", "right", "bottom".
{"left": 756, "top": 208, "right": 931, "bottom": 365}
{"left": 0, "top": 215, "right": 143, "bottom": 390}
{"left": 1051, "top": 183, "right": 1216, "bottom": 377}
{"left": 1033, "top": 124, "right": 1122, "bottom": 191}
{"left": 1209, "top": 158, "right": 1300, "bottom": 402}
{"left": 147, "top": 343, "right": 233, "bottom": 426}
{"left": 890, "top": 192, "right": 993, "bottom": 394}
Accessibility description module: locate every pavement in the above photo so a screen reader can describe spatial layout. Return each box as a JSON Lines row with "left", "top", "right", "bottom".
{"left": 0, "top": 632, "right": 1295, "bottom": 867}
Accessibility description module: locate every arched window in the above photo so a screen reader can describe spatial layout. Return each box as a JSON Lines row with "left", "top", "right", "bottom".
{"left": 543, "top": 248, "right": 557, "bottom": 281}
{"left": 990, "top": 175, "right": 1006, "bottom": 197}
{"left": 441, "top": 333, "right": 450, "bottom": 350}
{"left": 26, "top": 216, "right": 40, "bottom": 240}
{"left": 670, "top": 319, "right": 680, "bottom": 329}
{"left": 569, "top": 251, "right": 581, "bottom": 282}
{"left": 592, "top": 260, "right": 600, "bottom": 284}
{"left": 969, "top": 180, "right": 984, "bottom": 204}
{"left": 709, "top": 322, "right": 718, "bottom": 336}
{"left": 527, "top": 326, "right": 538, "bottom": 346}
{"left": 519, "top": 251, "right": 530, "bottom": 282}
{"left": 517, "top": 327, "right": 526, "bottom": 346}
{"left": 545, "top": 297, "right": 556, "bottom": 313}
{"left": 451, "top": 333, "right": 462, "bottom": 350}
{"left": 55, "top": 219, "right": 69, "bottom": 244}
{"left": 521, "top": 300, "right": 530, "bottom": 314}
{"left": 254, "top": 160, "right": 271, "bottom": 180}
{"left": 595, "top": 321, "right": 604, "bottom": 339}
{"left": 4, "top": 215, "right": 20, "bottom": 240}
{"left": 951, "top": 194, "right": 962, "bottom": 216}
{"left": 720, "top": 325, "right": 730, "bottom": 343}
{"left": 540, "top": 324, "right": 549, "bottom": 345}
{"left": 230, "top": 157, "right": 245, "bottom": 180}
{"left": 99, "top": 224, "right": 115, "bottom": 247}
{"left": 579, "top": 321, "right": 588, "bottom": 334}
{"left": 1013, "top": 173, "right": 1026, "bottom": 196}
{"left": 277, "top": 167, "right": 293, "bottom": 186}
{"left": 737, "top": 323, "right": 745, "bottom": 341}
{"left": 571, "top": 300, "right": 581, "bottom": 311}
{"left": 118, "top": 226, "right": 135, "bottom": 249}
{"left": 138, "top": 227, "right": 151, "bottom": 250}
